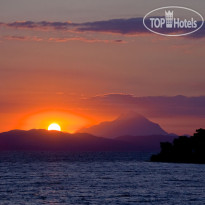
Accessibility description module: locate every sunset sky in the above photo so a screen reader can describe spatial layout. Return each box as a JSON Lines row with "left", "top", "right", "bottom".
{"left": 0, "top": 0, "right": 205, "bottom": 135}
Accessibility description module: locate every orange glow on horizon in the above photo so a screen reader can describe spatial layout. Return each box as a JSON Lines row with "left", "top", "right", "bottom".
{"left": 16, "top": 109, "right": 95, "bottom": 133}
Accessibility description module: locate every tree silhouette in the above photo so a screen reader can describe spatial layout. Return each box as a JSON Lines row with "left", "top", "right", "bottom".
{"left": 151, "top": 128, "right": 205, "bottom": 164}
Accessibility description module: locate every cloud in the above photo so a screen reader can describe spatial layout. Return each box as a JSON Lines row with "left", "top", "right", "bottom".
{"left": 48, "top": 37, "right": 126, "bottom": 43}
{"left": 2, "top": 35, "right": 126, "bottom": 44}
{"left": 77, "top": 18, "right": 147, "bottom": 34}
{"left": 84, "top": 94, "right": 205, "bottom": 117}
{"left": 3, "top": 21, "right": 75, "bottom": 30}
{"left": 0, "top": 19, "right": 144, "bottom": 34}
{"left": 1, "top": 18, "right": 205, "bottom": 38}
{"left": 3, "top": 35, "right": 43, "bottom": 42}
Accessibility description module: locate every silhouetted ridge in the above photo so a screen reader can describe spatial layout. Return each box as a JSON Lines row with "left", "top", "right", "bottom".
{"left": 78, "top": 112, "right": 168, "bottom": 138}
{"left": 0, "top": 129, "right": 174, "bottom": 152}
{"left": 151, "top": 128, "right": 205, "bottom": 164}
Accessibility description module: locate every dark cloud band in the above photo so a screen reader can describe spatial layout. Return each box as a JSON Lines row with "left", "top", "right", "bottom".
{"left": 1, "top": 18, "right": 204, "bottom": 38}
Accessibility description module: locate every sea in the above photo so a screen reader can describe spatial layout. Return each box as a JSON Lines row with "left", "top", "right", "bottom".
{"left": 0, "top": 152, "right": 205, "bottom": 205}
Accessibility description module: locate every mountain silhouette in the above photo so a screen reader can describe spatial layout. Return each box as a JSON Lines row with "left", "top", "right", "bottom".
{"left": 78, "top": 113, "right": 168, "bottom": 138}
{"left": 0, "top": 129, "right": 144, "bottom": 152}
{"left": 0, "top": 129, "right": 174, "bottom": 152}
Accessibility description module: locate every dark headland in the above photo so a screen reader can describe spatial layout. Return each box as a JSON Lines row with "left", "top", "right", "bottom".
{"left": 151, "top": 128, "right": 205, "bottom": 164}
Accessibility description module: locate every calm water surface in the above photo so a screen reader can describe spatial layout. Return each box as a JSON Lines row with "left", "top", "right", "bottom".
{"left": 0, "top": 152, "right": 205, "bottom": 205}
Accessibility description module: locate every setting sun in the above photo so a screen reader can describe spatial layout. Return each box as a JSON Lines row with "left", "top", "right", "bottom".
{"left": 48, "top": 123, "right": 61, "bottom": 131}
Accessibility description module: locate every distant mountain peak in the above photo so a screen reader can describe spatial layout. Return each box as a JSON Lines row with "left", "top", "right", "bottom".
{"left": 78, "top": 112, "right": 168, "bottom": 138}
{"left": 116, "top": 112, "right": 147, "bottom": 121}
